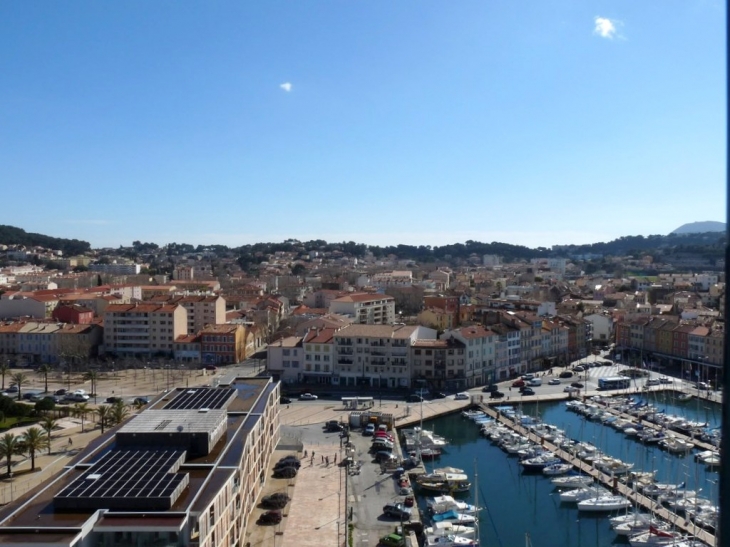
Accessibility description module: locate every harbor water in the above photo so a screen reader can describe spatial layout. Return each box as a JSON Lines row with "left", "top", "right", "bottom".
{"left": 416, "top": 394, "right": 720, "bottom": 547}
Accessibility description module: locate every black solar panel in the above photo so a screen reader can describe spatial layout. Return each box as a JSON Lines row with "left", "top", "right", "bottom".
{"left": 162, "top": 387, "right": 236, "bottom": 410}
{"left": 55, "top": 449, "right": 188, "bottom": 511}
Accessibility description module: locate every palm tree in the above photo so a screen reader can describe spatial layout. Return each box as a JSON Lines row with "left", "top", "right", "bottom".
{"left": 37, "top": 364, "right": 53, "bottom": 394}
{"left": 21, "top": 427, "right": 48, "bottom": 471}
{"left": 10, "top": 372, "right": 28, "bottom": 401}
{"left": 96, "top": 405, "right": 111, "bottom": 434}
{"left": 0, "top": 433, "right": 21, "bottom": 476}
{"left": 73, "top": 403, "right": 90, "bottom": 432}
{"left": 40, "top": 416, "right": 58, "bottom": 454}
{"left": 110, "top": 400, "right": 129, "bottom": 426}
{"left": 83, "top": 370, "right": 100, "bottom": 402}
{"left": 0, "top": 361, "right": 10, "bottom": 391}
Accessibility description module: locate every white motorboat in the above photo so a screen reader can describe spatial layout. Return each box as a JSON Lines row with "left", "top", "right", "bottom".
{"left": 430, "top": 509, "right": 477, "bottom": 525}
{"left": 612, "top": 516, "right": 670, "bottom": 537}
{"left": 658, "top": 436, "right": 694, "bottom": 454}
{"left": 551, "top": 475, "right": 593, "bottom": 489}
{"left": 628, "top": 527, "right": 688, "bottom": 547}
{"left": 425, "top": 534, "right": 479, "bottom": 547}
{"left": 559, "top": 485, "right": 609, "bottom": 503}
{"left": 428, "top": 495, "right": 480, "bottom": 516}
{"left": 594, "top": 457, "right": 634, "bottom": 475}
{"left": 577, "top": 495, "right": 632, "bottom": 512}
{"left": 542, "top": 463, "right": 572, "bottom": 476}
{"left": 424, "top": 522, "right": 476, "bottom": 539}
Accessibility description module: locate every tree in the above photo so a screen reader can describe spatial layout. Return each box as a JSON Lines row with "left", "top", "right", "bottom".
{"left": 10, "top": 372, "right": 28, "bottom": 401}
{"left": 40, "top": 417, "right": 58, "bottom": 454}
{"left": 0, "top": 433, "right": 21, "bottom": 476}
{"left": 96, "top": 405, "right": 112, "bottom": 434}
{"left": 0, "top": 361, "right": 9, "bottom": 391}
{"left": 21, "top": 427, "right": 48, "bottom": 471}
{"left": 73, "top": 403, "right": 90, "bottom": 433}
{"left": 110, "top": 400, "right": 129, "bottom": 426}
{"left": 36, "top": 364, "right": 53, "bottom": 393}
{"left": 83, "top": 370, "right": 100, "bottom": 400}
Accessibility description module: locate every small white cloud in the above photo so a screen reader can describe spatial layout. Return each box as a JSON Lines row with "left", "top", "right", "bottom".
{"left": 593, "top": 16, "right": 619, "bottom": 39}
{"left": 280, "top": 82, "right": 292, "bottom": 92}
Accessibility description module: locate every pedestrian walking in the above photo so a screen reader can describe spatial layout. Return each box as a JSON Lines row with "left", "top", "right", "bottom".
{"left": 68, "top": 438, "right": 73, "bottom": 447}
{"left": 312, "top": 451, "right": 315, "bottom": 459}
{"left": 326, "top": 456, "right": 329, "bottom": 466}
{"left": 321, "top": 455, "right": 324, "bottom": 464}
{"left": 334, "top": 454, "right": 337, "bottom": 464}
{"left": 304, "top": 450, "right": 308, "bottom": 458}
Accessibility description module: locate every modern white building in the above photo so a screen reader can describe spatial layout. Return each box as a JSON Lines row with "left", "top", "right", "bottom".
{"left": 329, "top": 293, "right": 396, "bottom": 325}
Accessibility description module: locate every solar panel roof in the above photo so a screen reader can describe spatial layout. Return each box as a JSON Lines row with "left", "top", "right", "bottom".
{"left": 55, "top": 449, "right": 189, "bottom": 511}
{"left": 162, "top": 387, "right": 236, "bottom": 410}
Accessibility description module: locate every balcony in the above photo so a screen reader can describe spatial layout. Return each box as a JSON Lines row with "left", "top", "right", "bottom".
{"left": 371, "top": 358, "right": 386, "bottom": 366}
{"left": 338, "top": 358, "right": 354, "bottom": 365}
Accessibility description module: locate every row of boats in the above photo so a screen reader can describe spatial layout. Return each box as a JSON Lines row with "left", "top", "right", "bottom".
{"left": 459, "top": 406, "right": 717, "bottom": 546}
{"left": 565, "top": 398, "right": 721, "bottom": 466}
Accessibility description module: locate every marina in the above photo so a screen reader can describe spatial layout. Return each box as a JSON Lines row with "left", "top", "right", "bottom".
{"left": 403, "top": 393, "right": 721, "bottom": 547}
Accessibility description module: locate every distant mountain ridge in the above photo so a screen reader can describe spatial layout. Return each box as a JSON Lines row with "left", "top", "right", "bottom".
{"left": 671, "top": 221, "right": 725, "bottom": 234}
{"left": 0, "top": 225, "right": 91, "bottom": 256}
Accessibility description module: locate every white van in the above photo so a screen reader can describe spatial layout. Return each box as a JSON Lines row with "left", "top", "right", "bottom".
{"left": 527, "top": 378, "right": 542, "bottom": 387}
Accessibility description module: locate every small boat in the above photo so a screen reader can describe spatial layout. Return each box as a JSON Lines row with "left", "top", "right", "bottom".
{"left": 520, "top": 454, "right": 562, "bottom": 472}
{"left": 425, "top": 533, "right": 479, "bottom": 547}
{"left": 559, "top": 486, "right": 609, "bottom": 503}
{"left": 577, "top": 495, "right": 632, "bottom": 512}
{"left": 551, "top": 475, "right": 593, "bottom": 489}
{"left": 542, "top": 463, "right": 572, "bottom": 476}
{"left": 418, "top": 473, "right": 472, "bottom": 494}
{"left": 594, "top": 457, "right": 634, "bottom": 476}
{"left": 658, "top": 436, "right": 694, "bottom": 454}
{"left": 413, "top": 448, "right": 442, "bottom": 460}
{"left": 431, "top": 509, "right": 477, "bottom": 525}
{"left": 612, "top": 515, "right": 670, "bottom": 537}
{"left": 627, "top": 526, "right": 687, "bottom": 547}
{"left": 424, "top": 522, "right": 476, "bottom": 539}
{"left": 676, "top": 392, "right": 693, "bottom": 402}
{"left": 428, "top": 495, "right": 480, "bottom": 516}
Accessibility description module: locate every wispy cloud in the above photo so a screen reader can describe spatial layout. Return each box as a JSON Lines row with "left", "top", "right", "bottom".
{"left": 279, "top": 82, "right": 292, "bottom": 92}
{"left": 593, "top": 16, "right": 621, "bottom": 39}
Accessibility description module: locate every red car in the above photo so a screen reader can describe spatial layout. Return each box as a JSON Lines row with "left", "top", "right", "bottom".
{"left": 512, "top": 379, "right": 525, "bottom": 388}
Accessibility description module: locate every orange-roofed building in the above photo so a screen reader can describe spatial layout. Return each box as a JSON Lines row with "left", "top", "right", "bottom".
{"left": 103, "top": 303, "right": 187, "bottom": 357}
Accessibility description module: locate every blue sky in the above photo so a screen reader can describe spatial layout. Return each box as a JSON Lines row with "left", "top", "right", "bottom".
{"left": 0, "top": 1, "right": 725, "bottom": 249}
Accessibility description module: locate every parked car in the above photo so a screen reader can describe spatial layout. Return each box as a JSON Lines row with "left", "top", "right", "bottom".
{"left": 431, "top": 392, "right": 447, "bottom": 399}
{"left": 379, "top": 534, "right": 406, "bottom": 547}
{"left": 511, "top": 379, "right": 525, "bottom": 388}
{"left": 659, "top": 376, "right": 672, "bottom": 384}
{"left": 564, "top": 386, "right": 579, "bottom": 393}
{"left": 272, "top": 466, "right": 298, "bottom": 479}
{"left": 522, "top": 373, "right": 535, "bottom": 381}
{"left": 275, "top": 457, "right": 300, "bottom": 469}
{"left": 454, "top": 392, "right": 469, "bottom": 400}
{"left": 279, "top": 396, "right": 292, "bottom": 404}
{"left": 325, "top": 420, "right": 344, "bottom": 432}
{"left": 573, "top": 365, "right": 585, "bottom": 372}
{"left": 548, "top": 378, "right": 561, "bottom": 385}
{"left": 256, "top": 510, "right": 282, "bottom": 525}
{"left": 482, "top": 384, "right": 499, "bottom": 393}
{"left": 106, "top": 396, "right": 121, "bottom": 404}
{"left": 299, "top": 393, "right": 318, "bottom": 401}
{"left": 54, "top": 388, "right": 67, "bottom": 396}
{"left": 696, "top": 382, "right": 710, "bottom": 390}
{"left": 489, "top": 390, "right": 505, "bottom": 399}
{"left": 559, "top": 371, "right": 574, "bottom": 379}
{"left": 66, "top": 393, "right": 89, "bottom": 402}
{"left": 520, "top": 387, "right": 535, "bottom": 396}
{"left": 405, "top": 394, "right": 423, "bottom": 403}
{"left": 203, "top": 365, "right": 218, "bottom": 371}
{"left": 382, "top": 502, "right": 411, "bottom": 520}
{"left": 645, "top": 378, "right": 661, "bottom": 387}
{"left": 260, "top": 493, "right": 290, "bottom": 509}
{"left": 5, "top": 386, "right": 18, "bottom": 393}
{"left": 363, "top": 424, "right": 376, "bottom": 436}
{"left": 570, "top": 382, "right": 584, "bottom": 389}
{"left": 133, "top": 397, "right": 149, "bottom": 405}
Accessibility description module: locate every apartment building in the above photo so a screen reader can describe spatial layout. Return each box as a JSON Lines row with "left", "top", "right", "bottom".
{"left": 328, "top": 293, "right": 396, "bottom": 325}
{"left": 103, "top": 303, "right": 188, "bottom": 357}
{"left": 148, "top": 295, "right": 227, "bottom": 333}
{"left": 301, "top": 327, "right": 337, "bottom": 383}
{"left": 267, "top": 336, "right": 304, "bottom": 384}
{"left": 200, "top": 324, "right": 248, "bottom": 364}
{"left": 333, "top": 324, "right": 436, "bottom": 388}
{"left": 0, "top": 379, "right": 282, "bottom": 547}
{"left": 89, "top": 262, "right": 142, "bottom": 275}
{"left": 440, "top": 325, "right": 497, "bottom": 386}
{"left": 410, "top": 338, "right": 466, "bottom": 391}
